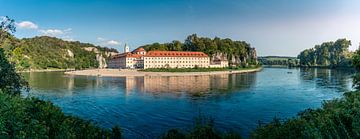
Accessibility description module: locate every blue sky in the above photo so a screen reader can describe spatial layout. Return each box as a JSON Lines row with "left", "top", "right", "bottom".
{"left": 1, "top": 0, "right": 360, "bottom": 56}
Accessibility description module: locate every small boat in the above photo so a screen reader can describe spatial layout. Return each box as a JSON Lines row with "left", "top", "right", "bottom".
{"left": 287, "top": 72, "right": 292, "bottom": 74}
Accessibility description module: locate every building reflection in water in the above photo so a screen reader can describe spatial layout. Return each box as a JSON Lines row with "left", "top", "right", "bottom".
{"left": 124, "top": 73, "right": 257, "bottom": 95}
{"left": 22, "top": 71, "right": 257, "bottom": 97}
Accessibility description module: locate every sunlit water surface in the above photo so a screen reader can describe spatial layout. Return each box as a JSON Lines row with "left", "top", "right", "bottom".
{"left": 22, "top": 68, "right": 355, "bottom": 138}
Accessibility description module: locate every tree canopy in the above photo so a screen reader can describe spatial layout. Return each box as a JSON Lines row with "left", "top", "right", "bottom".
{"left": 141, "top": 34, "right": 258, "bottom": 66}
{"left": 298, "top": 39, "right": 352, "bottom": 67}
{"left": 0, "top": 32, "right": 117, "bottom": 70}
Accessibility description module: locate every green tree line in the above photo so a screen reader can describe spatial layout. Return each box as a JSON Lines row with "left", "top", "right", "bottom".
{"left": 141, "top": 34, "right": 258, "bottom": 66}
{"left": 0, "top": 26, "right": 117, "bottom": 70}
{"left": 0, "top": 16, "right": 121, "bottom": 138}
{"left": 298, "top": 39, "right": 353, "bottom": 68}
{"left": 258, "top": 56, "right": 299, "bottom": 67}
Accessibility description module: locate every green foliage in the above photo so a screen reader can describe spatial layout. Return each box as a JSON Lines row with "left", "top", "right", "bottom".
{"left": 0, "top": 48, "right": 28, "bottom": 95}
{"left": 141, "top": 34, "right": 257, "bottom": 66}
{"left": 352, "top": 45, "right": 360, "bottom": 90}
{"left": 0, "top": 35, "right": 121, "bottom": 138}
{"left": 161, "top": 114, "right": 241, "bottom": 139}
{"left": 0, "top": 16, "right": 16, "bottom": 42}
{"left": 0, "top": 33, "right": 117, "bottom": 70}
{"left": 0, "top": 91, "right": 121, "bottom": 138}
{"left": 251, "top": 91, "right": 360, "bottom": 139}
{"left": 298, "top": 39, "right": 352, "bottom": 68}
{"left": 258, "top": 56, "right": 299, "bottom": 67}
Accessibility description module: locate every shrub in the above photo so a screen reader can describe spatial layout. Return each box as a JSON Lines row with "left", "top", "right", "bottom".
{"left": 0, "top": 48, "right": 28, "bottom": 95}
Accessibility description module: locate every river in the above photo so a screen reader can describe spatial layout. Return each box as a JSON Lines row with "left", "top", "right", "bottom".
{"left": 22, "top": 67, "right": 355, "bottom": 138}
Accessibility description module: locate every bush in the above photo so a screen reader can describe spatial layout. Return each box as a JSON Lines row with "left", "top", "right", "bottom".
{"left": 161, "top": 114, "right": 241, "bottom": 139}
{"left": 0, "top": 46, "right": 121, "bottom": 138}
{"left": 0, "top": 48, "right": 28, "bottom": 95}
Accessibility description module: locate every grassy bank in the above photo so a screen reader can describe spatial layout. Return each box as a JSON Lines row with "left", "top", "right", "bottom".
{"left": 140, "top": 65, "right": 261, "bottom": 72}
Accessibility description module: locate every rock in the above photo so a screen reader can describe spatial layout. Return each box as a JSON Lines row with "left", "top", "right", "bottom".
{"left": 83, "top": 47, "right": 116, "bottom": 69}
{"left": 67, "top": 49, "right": 74, "bottom": 58}
{"left": 96, "top": 54, "right": 107, "bottom": 69}
{"left": 209, "top": 48, "right": 258, "bottom": 66}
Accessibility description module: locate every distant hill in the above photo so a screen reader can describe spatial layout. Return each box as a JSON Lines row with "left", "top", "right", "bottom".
{"left": 0, "top": 31, "right": 118, "bottom": 70}
{"left": 140, "top": 34, "right": 258, "bottom": 67}
{"left": 258, "top": 56, "right": 299, "bottom": 66}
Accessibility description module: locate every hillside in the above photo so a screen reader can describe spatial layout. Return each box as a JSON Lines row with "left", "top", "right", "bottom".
{"left": 140, "top": 34, "right": 258, "bottom": 67}
{"left": 0, "top": 31, "right": 118, "bottom": 70}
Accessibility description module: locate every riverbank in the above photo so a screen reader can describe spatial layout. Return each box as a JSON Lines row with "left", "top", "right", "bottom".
{"left": 64, "top": 67, "right": 262, "bottom": 77}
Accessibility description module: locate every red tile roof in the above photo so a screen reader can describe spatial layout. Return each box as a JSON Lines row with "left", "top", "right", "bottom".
{"left": 133, "top": 47, "right": 146, "bottom": 53}
{"left": 145, "top": 51, "right": 208, "bottom": 57}
{"left": 110, "top": 52, "right": 142, "bottom": 59}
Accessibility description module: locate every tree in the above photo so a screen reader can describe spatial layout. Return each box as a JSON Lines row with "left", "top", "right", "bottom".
{"left": 0, "top": 16, "right": 16, "bottom": 41}
{"left": 298, "top": 39, "right": 352, "bottom": 68}
{"left": 0, "top": 16, "right": 28, "bottom": 95}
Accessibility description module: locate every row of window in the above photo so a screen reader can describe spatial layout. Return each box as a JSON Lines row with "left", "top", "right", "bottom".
{"left": 145, "top": 65, "right": 206, "bottom": 68}
{"left": 145, "top": 61, "right": 208, "bottom": 64}
{"left": 144, "top": 57, "right": 208, "bottom": 60}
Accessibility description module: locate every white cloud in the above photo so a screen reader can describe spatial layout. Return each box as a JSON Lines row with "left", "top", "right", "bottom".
{"left": 16, "top": 21, "right": 38, "bottom": 29}
{"left": 106, "top": 40, "right": 120, "bottom": 45}
{"left": 96, "top": 37, "right": 121, "bottom": 46}
{"left": 40, "top": 29, "right": 64, "bottom": 36}
{"left": 39, "top": 28, "right": 72, "bottom": 37}
{"left": 97, "top": 37, "right": 106, "bottom": 41}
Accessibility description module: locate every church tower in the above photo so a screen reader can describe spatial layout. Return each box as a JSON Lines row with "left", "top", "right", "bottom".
{"left": 124, "top": 43, "right": 130, "bottom": 53}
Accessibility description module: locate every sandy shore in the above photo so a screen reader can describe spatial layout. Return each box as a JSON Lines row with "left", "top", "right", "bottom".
{"left": 64, "top": 67, "right": 262, "bottom": 77}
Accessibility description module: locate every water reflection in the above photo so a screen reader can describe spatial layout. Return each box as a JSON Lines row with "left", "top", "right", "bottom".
{"left": 23, "top": 72, "right": 257, "bottom": 97}
{"left": 299, "top": 68, "right": 355, "bottom": 92}
{"left": 122, "top": 73, "right": 257, "bottom": 96}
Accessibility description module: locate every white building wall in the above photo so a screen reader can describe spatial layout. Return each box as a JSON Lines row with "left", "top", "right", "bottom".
{"left": 143, "top": 57, "right": 210, "bottom": 69}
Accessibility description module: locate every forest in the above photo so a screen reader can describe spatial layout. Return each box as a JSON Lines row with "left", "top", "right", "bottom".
{"left": 298, "top": 39, "right": 353, "bottom": 68}
{"left": 141, "top": 34, "right": 258, "bottom": 66}
{"left": 0, "top": 27, "right": 117, "bottom": 70}
{"left": 258, "top": 56, "right": 299, "bottom": 67}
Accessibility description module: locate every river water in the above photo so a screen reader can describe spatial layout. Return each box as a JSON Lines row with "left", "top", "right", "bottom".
{"left": 22, "top": 68, "right": 355, "bottom": 138}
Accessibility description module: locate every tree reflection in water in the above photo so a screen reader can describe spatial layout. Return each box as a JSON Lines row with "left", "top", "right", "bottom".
{"left": 300, "top": 68, "right": 355, "bottom": 92}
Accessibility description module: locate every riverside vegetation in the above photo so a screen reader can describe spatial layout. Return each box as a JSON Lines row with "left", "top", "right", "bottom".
{"left": 298, "top": 39, "right": 353, "bottom": 68}
{"left": 0, "top": 48, "right": 121, "bottom": 138}
{"left": 0, "top": 16, "right": 121, "bottom": 138}
{"left": 141, "top": 34, "right": 258, "bottom": 67}
{"left": 258, "top": 56, "right": 299, "bottom": 67}
{"left": 0, "top": 16, "right": 117, "bottom": 71}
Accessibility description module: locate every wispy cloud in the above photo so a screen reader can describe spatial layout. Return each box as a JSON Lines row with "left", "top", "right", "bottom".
{"left": 106, "top": 40, "right": 120, "bottom": 45}
{"left": 16, "top": 21, "right": 38, "bottom": 29}
{"left": 97, "top": 37, "right": 121, "bottom": 46}
{"left": 39, "top": 28, "right": 72, "bottom": 36}
{"left": 97, "top": 37, "right": 106, "bottom": 41}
